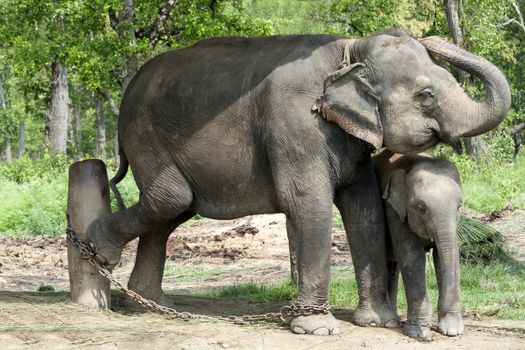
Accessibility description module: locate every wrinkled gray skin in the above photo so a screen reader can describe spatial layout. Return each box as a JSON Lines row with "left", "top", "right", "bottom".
{"left": 374, "top": 150, "right": 464, "bottom": 339}
{"left": 86, "top": 28, "right": 510, "bottom": 335}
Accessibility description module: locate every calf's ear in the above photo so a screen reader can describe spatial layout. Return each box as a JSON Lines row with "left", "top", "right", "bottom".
{"left": 382, "top": 169, "right": 407, "bottom": 221}
{"left": 320, "top": 63, "right": 383, "bottom": 149}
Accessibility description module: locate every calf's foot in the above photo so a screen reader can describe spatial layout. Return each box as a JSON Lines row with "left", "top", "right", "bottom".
{"left": 290, "top": 313, "right": 340, "bottom": 335}
{"left": 353, "top": 303, "right": 400, "bottom": 328}
{"left": 438, "top": 313, "right": 464, "bottom": 336}
{"left": 404, "top": 321, "right": 431, "bottom": 339}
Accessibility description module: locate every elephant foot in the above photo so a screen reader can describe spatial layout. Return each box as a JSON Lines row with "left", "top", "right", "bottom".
{"left": 122, "top": 292, "right": 175, "bottom": 313}
{"left": 438, "top": 313, "right": 464, "bottom": 336}
{"left": 353, "top": 304, "right": 400, "bottom": 328}
{"left": 86, "top": 220, "right": 124, "bottom": 269}
{"left": 403, "top": 321, "right": 431, "bottom": 339}
{"left": 290, "top": 313, "right": 340, "bottom": 335}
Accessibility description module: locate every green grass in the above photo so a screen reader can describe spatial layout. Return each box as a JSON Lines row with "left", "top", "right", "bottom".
{"left": 206, "top": 281, "right": 297, "bottom": 302}
{"left": 198, "top": 263, "right": 525, "bottom": 320}
{"left": 441, "top": 153, "right": 525, "bottom": 213}
{"left": 163, "top": 263, "right": 232, "bottom": 283}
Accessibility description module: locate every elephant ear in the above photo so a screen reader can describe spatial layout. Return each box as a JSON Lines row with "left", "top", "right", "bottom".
{"left": 383, "top": 168, "right": 407, "bottom": 222}
{"left": 319, "top": 63, "right": 383, "bottom": 149}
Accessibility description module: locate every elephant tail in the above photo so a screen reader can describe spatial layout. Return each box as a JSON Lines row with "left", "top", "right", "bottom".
{"left": 110, "top": 149, "right": 129, "bottom": 211}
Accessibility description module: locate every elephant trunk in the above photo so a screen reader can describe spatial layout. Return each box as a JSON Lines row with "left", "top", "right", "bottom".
{"left": 430, "top": 224, "right": 461, "bottom": 316}
{"left": 419, "top": 36, "right": 511, "bottom": 140}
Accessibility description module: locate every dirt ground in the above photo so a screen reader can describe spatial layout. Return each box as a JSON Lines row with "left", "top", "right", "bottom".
{"left": 0, "top": 211, "right": 524, "bottom": 349}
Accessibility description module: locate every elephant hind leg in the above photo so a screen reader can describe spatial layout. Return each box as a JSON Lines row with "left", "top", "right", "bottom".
{"left": 125, "top": 211, "right": 194, "bottom": 311}
{"left": 86, "top": 158, "right": 194, "bottom": 269}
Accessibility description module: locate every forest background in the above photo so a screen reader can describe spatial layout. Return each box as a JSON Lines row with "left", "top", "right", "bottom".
{"left": 0, "top": 0, "right": 524, "bottom": 235}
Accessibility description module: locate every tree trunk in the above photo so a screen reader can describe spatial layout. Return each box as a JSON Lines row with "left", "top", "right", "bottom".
{"left": 0, "top": 73, "right": 6, "bottom": 109}
{"left": 0, "top": 74, "right": 10, "bottom": 162}
{"left": 464, "top": 136, "right": 488, "bottom": 161}
{"left": 18, "top": 122, "right": 25, "bottom": 157}
{"left": 512, "top": 122, "right": 525, "bottom": 155}
{"left": 74, "top": 108, "right": 82, "bottom": 159}
{"left": 114, "top": 130, "right": 120, "bottom": 167}
{"left": 2, "top": 140, "right": 12, "bottom": 162}
{"left": 119, "top": 0, "right": 139, "bottom": 92}
{"left": 69, "top": 113, "right": 75, "bottom": 156}
{"left": 46, "top": 62, "right": 70, "bottom": 154}
{"left": 96, "top": 97, "right": 107, "bottom": 160}
{"left": 443, "top": 0, "right": 486, "bottom": 158}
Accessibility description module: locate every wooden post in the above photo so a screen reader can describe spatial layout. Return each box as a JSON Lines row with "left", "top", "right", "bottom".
{"left": 67, "top": 159, "right": 111, "bottom": 309}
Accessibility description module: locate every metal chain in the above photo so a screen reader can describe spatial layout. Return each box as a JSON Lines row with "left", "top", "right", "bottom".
{"left": 65, "top": 222, "right": 331, "bottom": 325}
{"left": 404, "top": 319, "right": 432, "bottom": 328}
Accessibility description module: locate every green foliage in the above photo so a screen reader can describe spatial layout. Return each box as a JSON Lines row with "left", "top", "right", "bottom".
{"left": 0, "top": 153, "right": 69, "bottom": 183}
{"left": 0, "top": 174, "right": 68, "bottom": 235}
{"left": 458, "top": 216, "right": 515, "bottom": 265}
{"left": 249, "top": 0, "right": 327, "bottom": 34}
{"left": 0, "top": 156, "right": 140, "bottom": 235}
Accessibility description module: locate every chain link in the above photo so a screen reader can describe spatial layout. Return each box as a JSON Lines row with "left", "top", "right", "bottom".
{"left": 280, "top": 301, "right": 331, "bottom": 322}
{"left": 65, "top": 221, "right": 331, "bottom": 326}
{"left": 404, "top": 319, "right": 432, "bottom": 328}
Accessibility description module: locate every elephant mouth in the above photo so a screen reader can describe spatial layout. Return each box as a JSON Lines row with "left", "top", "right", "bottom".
{"left": 446, "top": 139, "right": 463, "bottom": 154}
{"left": 438, "top": 130, "right": 463, "bottom": 154}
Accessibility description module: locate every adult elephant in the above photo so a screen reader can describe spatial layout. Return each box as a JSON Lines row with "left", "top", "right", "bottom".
{"left": 86, "top": 29, "right": 510, "bottom": 335}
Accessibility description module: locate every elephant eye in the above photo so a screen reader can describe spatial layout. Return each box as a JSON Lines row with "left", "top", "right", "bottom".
{"left": 418, "top": 88, "right": 434, "bottom": 99}
{"left": 415, "top": 203, "right": 427, "bottom": 214}
{"left": 457, "top": 202, "right": 462, "bottom": 211}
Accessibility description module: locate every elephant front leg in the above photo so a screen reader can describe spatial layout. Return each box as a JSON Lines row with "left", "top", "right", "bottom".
{"left": 386, "top": 207, "right": 432, "bottom": 339}
{"left": 287, "top": 203, "right": 340, "bottom": 335}
{"left": 335, "top": 161, "right": 399, "bottom": 328}
{"left": 433, "top": 247, "right": 464, "bottom": 336}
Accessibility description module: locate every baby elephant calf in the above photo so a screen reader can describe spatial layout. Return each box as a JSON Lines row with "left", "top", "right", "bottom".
{"left": 373, "top": 150, "right": 464, "bottom": 339}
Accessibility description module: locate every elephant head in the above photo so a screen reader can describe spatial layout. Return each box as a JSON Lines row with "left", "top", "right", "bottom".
{"left": 318, "top": 29, "right": 511, "bottom": 153}
{"left": 383, "top": 160, "right": 462, "bottom": 241}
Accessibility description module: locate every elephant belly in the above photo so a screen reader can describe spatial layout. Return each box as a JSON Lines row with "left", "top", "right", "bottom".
{"left": 171, "top": 115, "right": 279, "bottom": 219}
{"left": 181, "top": 155, "right": 279, "bottom": 219}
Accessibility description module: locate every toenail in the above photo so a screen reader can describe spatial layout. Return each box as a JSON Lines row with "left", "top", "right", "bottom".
{"left": 385, "top": 319, "right": 400, "bottom": 328}
{"left": 292, "top": 327, "right": 306, "bottom": 334}
{"left": 312, "top": 328, "right": 329, "bottom": 336}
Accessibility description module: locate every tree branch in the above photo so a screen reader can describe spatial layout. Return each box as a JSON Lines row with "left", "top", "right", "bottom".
{"left": 443, "top": 0, "right": 463, "bottom": 45}
{"left": 96, "top": 88, "right": 119, "bottom": 118}
{"left": 501, "top": 2, "right": 525, "bottom": 33}
{"left": 512, "top": 1, "right": 525, "bottom": 31}
{"left": 149, "top": 0, "right": 178, "bottom": 51}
